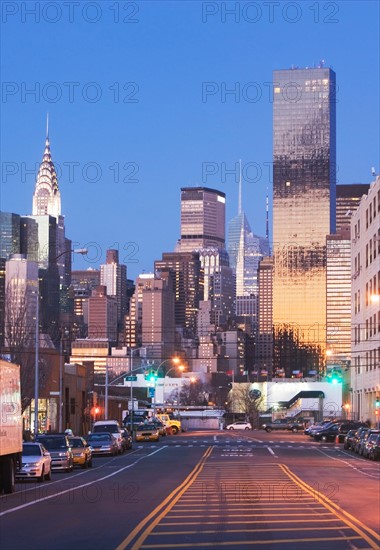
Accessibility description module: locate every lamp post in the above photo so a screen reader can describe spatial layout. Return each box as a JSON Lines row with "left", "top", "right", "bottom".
{"left": 34, "top": 248, "right": 87, "bottom": 436}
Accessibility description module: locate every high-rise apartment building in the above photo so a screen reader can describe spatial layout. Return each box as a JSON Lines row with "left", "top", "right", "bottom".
{"left": 273, "top": 66, "right": 336, "bottom": 363}
{"left": 351, "top": 176, "right": 380, "bottom": 425}
{"left": 155, "top": 252, "right": 204, "bottom": 338}
{"left": 326, "top": 184, "right": 370, "bottom": 370}
{"left": 198, "top": 248, "right": 235, "bottom": 327}
{"left": 336, "top": 184, "right": 370, "bottom": 232}
{"left": 178, "top": 187, "right": 226, "bottom": 252}
{"left": 141, "top": 273, "right": 175, "bottom": 361}
{"left": 326, "top": 231, "right": 351, "bottom": 361}
{"left": 71, "top": 269, "right": 100, "bottom": 336}
{"left": 100, "top": 249, "right": 127, "bottom": 337}
{"left": 88, "top": 285, "right": 117, "bottom": 342}
{"left": 0, "top": 212, "right": 20, "bottom": 259}
{"left": 4, "top": 254, "right": 38, "bottom": 348}
{"left": 257, "top": 257, "right": 273, "bottom": 375}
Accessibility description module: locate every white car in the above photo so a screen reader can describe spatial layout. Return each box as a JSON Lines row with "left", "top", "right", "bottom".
{"left": 226, "top": 421, "right": 251, "bottom": 430}
{"left": 16, "top": 443, "right": 52, "bottom": 482}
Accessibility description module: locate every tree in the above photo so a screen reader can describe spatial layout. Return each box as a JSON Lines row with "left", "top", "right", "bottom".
{"left": 169, "top": 379, "right": 212, "bottom": 407}
{"left": 227, "top": 383, "right": 263, "bottom": 428}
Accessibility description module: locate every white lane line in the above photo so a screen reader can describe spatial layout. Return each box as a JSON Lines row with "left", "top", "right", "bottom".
{"left": 7, "top": 449, "right": 142, "bottom": 499}
{"left": 316, "top": 448, "right": 380, "bottom": 479}
{"left": 266, "top": 446, "right": 278, "bottom": 458}
{"left": 0, "top": 447, "right": 166, "bottom": 517}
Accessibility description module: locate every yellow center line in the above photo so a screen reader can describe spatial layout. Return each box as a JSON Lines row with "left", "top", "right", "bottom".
{"left": 115, "top": 447, "right": 213, "bottom": 550}
{"left": 140, "top": 536, "right": 363, "bottom": 548}
{"left": 279, "top": 464, "right": 380, "bottom": 549}
{"left": 160, "top": 518, "right": 342, "bottom": 525}
{"left": 150, "top": 525, "right": 353, "bottom": 536}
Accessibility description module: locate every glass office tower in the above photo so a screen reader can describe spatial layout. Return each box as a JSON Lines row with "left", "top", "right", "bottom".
{"left": 273, "top": 66, "right": 336, "bottom": 361}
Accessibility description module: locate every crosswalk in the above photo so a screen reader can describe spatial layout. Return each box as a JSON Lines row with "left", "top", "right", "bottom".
{"left": 136, "top": 441, "right": 336, "bottom": 449}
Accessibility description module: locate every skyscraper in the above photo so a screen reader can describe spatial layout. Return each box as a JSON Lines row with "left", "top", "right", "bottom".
{"left": 178, "top": 187, "right": 226, "bottom": 252}
{"left": 336, "top": 184, "right": 370, "bottom": 232}
{"left": 227, "top": 172, "right": 269, "bottom": 297}
{"left": 100, "top": 249, "right": 127, "bottom": 338}
{"left": 155, "top": 251, "right": 203, "bottom": 338}
{"left": 273, "top": 65, "right": 336, "bottom": 366}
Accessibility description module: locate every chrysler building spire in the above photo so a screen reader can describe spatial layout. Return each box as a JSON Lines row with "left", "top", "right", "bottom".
{"left": 32, "top": 116, "right": 61, "bottom": 218}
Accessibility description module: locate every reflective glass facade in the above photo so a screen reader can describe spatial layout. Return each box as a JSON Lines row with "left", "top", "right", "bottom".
{"left": 273, "top": 67, "right": 336, "bottom": 352}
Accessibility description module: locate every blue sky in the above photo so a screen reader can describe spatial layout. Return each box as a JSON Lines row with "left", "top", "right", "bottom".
{"left": 1, "top": 0, "right": 379, "bottom": 280}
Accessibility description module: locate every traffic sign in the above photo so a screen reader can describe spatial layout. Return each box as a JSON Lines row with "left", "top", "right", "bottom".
{"left": 148, "top": 387, "right": 155, "bottom": 397}
{"left": 125, "top": 375, "right": 137, "bottom": 382}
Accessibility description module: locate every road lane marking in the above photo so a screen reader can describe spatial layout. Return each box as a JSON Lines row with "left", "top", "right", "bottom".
{"left": 3, "top": 448, "right": 143, "bottom": 500}
{"left": 150, "top": 526, "right": 353, "bottom": 536}
{"left": 266, "top": 446, "right": 278, "bottom": 457}
{"left": 317, "top": 448, "right": 380, "bottom": 479}
{"left": 0, "top": 446, "right": 166, "bottom": 517}
{"left": 138, "top": 536, "right": 363, "bottom": 547}
{"left": 280, "top": 463, "right": 380, "bottom": 549}
{"left": 115, "top": 447, "right": 213, "bottom": 550}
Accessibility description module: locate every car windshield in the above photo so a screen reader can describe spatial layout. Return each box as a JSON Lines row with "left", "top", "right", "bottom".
{"left": 37, "top": 437, "right": 67, "bottom": 450}
{"left": 69, "top": 438, "right": 84, "bottom": 448}
{"left": 88, "top": 434, "right": 110, "bottom": 441}
{"left": 23, "top": 444, "right": 42, "bottom": 456}
{"left": 93, "top": 424, "right": 119, "bottom": 434}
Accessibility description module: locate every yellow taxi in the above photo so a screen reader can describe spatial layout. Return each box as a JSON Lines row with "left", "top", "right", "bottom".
{"left": 68, "top": 437, "right": 93, "bottom": 468}
{"left": 135, "top": 423, "right": 160, "bottom": 442}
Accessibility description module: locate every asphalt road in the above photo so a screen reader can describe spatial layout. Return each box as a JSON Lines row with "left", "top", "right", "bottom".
{"left": 0, "top": 430, "right": 379, "bottom": 550}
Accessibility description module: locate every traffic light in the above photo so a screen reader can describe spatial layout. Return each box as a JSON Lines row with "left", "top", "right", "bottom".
{"left": 326, "top": 368, "right": 342, "bottom": 384}
{"left": 375, "top": 397, "right": 380, "bottom": 408}
{"left": 145, "top": 370, "right": 158, "bottom": 384}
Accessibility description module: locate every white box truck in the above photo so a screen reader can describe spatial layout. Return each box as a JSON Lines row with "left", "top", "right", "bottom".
{"left": 0, "top": 360, "right": 22, "bottom": 494}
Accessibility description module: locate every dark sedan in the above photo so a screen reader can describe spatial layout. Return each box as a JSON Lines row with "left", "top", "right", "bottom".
{"left": 343, "top": 429, "right": 357, "bottom": 450}
{"left": 313, "top": 423, "right": 339, "bottom": 442}
{"left": 361, "top": 430, "right": 380, "bottom": 457}
{"left": 365, "top": 433, "right": 380, "bottom": 460}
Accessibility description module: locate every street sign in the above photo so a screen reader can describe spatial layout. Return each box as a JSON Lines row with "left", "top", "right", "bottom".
{"left": 125, "top": 375, "right": 137, "bottom": 382}
{"left": 148, "top": 387, "right": 155, "bottom": 397}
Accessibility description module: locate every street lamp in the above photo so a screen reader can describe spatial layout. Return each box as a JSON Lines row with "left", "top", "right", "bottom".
{"left": 34, "top": 248, "right": 87, "bottom": 436}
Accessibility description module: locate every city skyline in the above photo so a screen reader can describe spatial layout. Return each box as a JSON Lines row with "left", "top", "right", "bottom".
{"left": 1, "top": 2, "right": 379, "bottom": 280}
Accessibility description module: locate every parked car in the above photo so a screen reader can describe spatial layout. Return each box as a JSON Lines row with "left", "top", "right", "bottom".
{"left": 365, "top": 433, "right": 380, "bottom": 460}
{"left": 135, "top": 424, "right": 160, "bottom": 442}
{"left": 336, "top": 421, "right": 368, "bottom": 443}
{"left": 352, "top": 426, "right": 370, "bottom": 453}
{"left": 353, "top": 428, "right": 371, "bottom": 454}
{"left": 92, "top": 421, "right": 124, "bottom": 453}
{"left": 120, "top": 430, "right": 133, "bottom": 451}
{"left": 262, "top": 418, "right": 304, "bottom": 433}
{"left": 35, "top": 434, "right": 73, "bottom": 472}
{"left": 226, "top": 421, "right": 251, "bottom": 431}
{"left": 16, "top": 443, "right": 52, "bottom": 482}
{"left": 86, "top": 432, "right": 119, "bottom": 456}
{"left": 343, "top": 429, "right": 357, "bottom": 450}
{"left": 360, "top": 430, "right": 380, "bottom": 457}
{"left": 313, "top": 423, "right": 340, "bottom": 442}
{"left": 307, "top": 420, "right": 337, "bottom": 437}
{"left": 68, "top": 437, "right": 93, "bottom": 468}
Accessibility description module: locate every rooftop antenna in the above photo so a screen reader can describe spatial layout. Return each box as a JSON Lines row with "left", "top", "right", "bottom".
{"left": 46, "top": 112, "right": 49, "bottom": 140}
{"left": 265, "top": 191, "right": 269, "bottom": 240}
{"left": 238, "top": 159, "right": 242, "bottom": 215}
